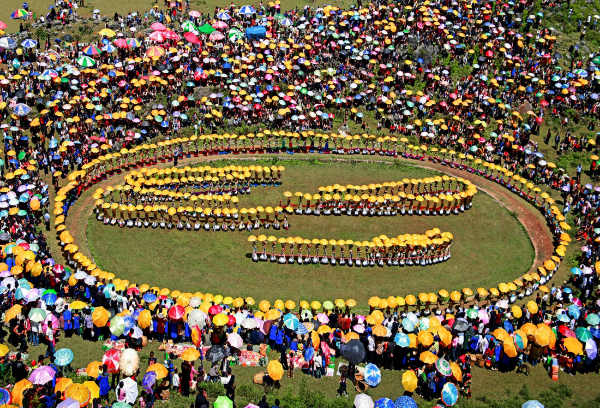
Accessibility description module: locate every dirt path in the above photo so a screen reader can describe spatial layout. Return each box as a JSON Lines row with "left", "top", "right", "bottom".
{"left": 53, "top": 153, "right": 554, "bottom": 290}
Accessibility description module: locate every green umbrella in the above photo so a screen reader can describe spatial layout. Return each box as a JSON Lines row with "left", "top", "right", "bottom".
{"left": 213, "top": 396, "right": 233, "bottom": 408}
{"left": 155, "top": 115, "right": 163, "bottom": 122}
{"left": 198, "top": 23, "right": 216, "bottom": 34}
{"left": 17, "top": 210, "right": 28, "bottom": 216}
{"left": 466, "top": 308, "right": 478, "bottom": 319}
{"left": 77, "top": 56, "right": 96, "bottom": 67}
{"left": 109, "top": 315, "right": 126, "bottom": 336}
{"left": 43, "top": 289, "right": 57, "bottom": 296}
{"left": 586, "top": 314, "right": 600, "bottom": 325}
{"left": 576, "top": 327, "right": 592, "bottom": 342}
{"left": 592, "top": 56, "right": 600, "bottom": 65}
{"left": 322, "top": 301, "right": 334, "bottom": 310}
{"left": 435, "top": 358, "right": 452, "bottom": 376}
{"left": 17, "top": 151, "right": 26, "bottom": 160}
{"left": 181, "top": 21, "right": 196, "bottom": 32}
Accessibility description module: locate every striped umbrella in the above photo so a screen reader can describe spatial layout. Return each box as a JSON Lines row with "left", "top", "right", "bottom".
{"left": 146, "top": 46, "right": 165, "bottom": 58}
{"left": 283, "top": 313, "right": 299, "bottom": 330}
{"left": 102, "top": 43, "right": 116, "bottom": 53}
{"left": 10, "top": 9, "right": 28, "bottom": 19}
{"left": 238, "top": 5, "right": 255, "bottom": 15}
{"left": 82, "top": 45, "right": 102, "bottom": 56}
{"left": 76, "top": 56, "right": 96, "bottom": 67}
{"left": 228, "top": 28, "right": 243, "bottom": 42}
{"left": 55, "top": 348, "right": 74, "bottom": 366}
{"left": 127, "top": 38, "right": 141, "bottom": 47}
{"left": 216, "top": 12, "right": 231, "bottom": 20}
{"left": 21, "top": 39, "right": 37, "bottom": 48}
{"left": 0, "top": 37, "right": 16, "bottom": 49}
{"left": 280, "top": 18, "right": 293, "bottom": 26}
{"left": 181, "top": 21, "right": 196, "bottom": 32}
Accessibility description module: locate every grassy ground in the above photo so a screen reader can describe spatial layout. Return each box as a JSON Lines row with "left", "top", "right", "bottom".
{"left": 80, "top": 159, "right": 535, "bottom": 303}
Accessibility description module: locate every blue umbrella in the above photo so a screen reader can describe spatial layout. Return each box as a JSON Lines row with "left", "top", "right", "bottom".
{"left": 123, "top": 315, "right": 135, "bottom": 332}
{"left": 503, "top": 320, "right": 514, "bottom": 333}
{"left": 142, "top": 371, "right": 157, "bottom": 391}
{"left": 568, "top": 304, "right": 580, "bottom": 319}
{"left": 394, "top": 332, "right": 410, "bottom": 347}
{"left": 102, "top": 43, "right": 116, "bottom": 53}
{"left": 21, "top": 39, "right": 37, "bottom": 48}
{"left": 295, "top": 323, "right": 308, "bottom": 335}
{"left": 41, "top": 292, "right": 57, "bottom": 305}
{"left": 13, "top": 103, "right": 31, "bottom": 116}
{"left": 15, "top": 287, "right": 29, "bottom": 300}
{"left": 0, "top": 388, "right": 11, "bottom": 405}
{"left": 402, "top": 318, "right": 415, "bottom": 332}
{"left": 238, "top": 5, "right": 255, "bottom": 15}
{"left": 143, "top": 293, "right": 157, "bottom": 303}
{"left": 591, "top": 328, "right": 600, "bottom": 339}
{"left": 556, "top": 314, "right": 570, "bottom": 323}
{"left": 571, "top": 267, "right": 582, "bottom": 275}
{"left": 394, "top": 396, "right": 417, "bottom": 408}
{"left": 374, "top": 398, "right": 395, "bottom": 408}
{"left": 563, "top": 287, "right": 572, "bottom": 294}
{"left": 363, "top": 363, "right": 381, "bottom": 387}
{"left": 283, "top": 313, "right": 299, "bottom": 330}
{"left": 442, "top": 382, "right": 459, "bottom": 406}
{"left": 0, "top": 37, "right": 16, "bottom": 49}
{"left": 303, "top": 346, "right": 314, "bottom": 362}
{"left": 54, "top": 348, "right": 74, "bottom": 366}
{"left": 216, "top": 11, "right": 231, "bottom": 20}
{"left": 522, "top": 401, "right": 544, "bottom": 408}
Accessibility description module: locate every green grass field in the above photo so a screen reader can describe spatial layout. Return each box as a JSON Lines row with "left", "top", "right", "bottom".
{"left": 82, "top": 159, "right": 534, "bottom": 303}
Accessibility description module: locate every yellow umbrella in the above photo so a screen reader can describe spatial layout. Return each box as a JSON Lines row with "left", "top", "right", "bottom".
{"left": 368, "top": 296, "right": 381, "bottom": 307}
{"left": 138, "top": 310, "right": 152, "bottom": 329}
{"left": 317, "top": 325, "right": 332, "bottom": 334}
{"left": 265, "top": 309, "right": 281, "bottom": 320}
{"left": 5, "top": 304, "right": 22, "bottom": 322}
{"left": 493, "top": 328, "right": 510, "bottom": 343}
{"left": 267, "top": 360, "right": 284, "bottom": 381}
{"left": 181, "top": 348, "right": 201, "bottom": 362}
{"left": 526, "top": 301, "right": 538, "bottom": 314}
{"left": 83, "top": 381, "right": 100, "bottom": 400}
{"left": 0, "top": 344, "right": 8, "bottom": 357}
{"left": 65, "top": 384, "right": 91, "bottom": 407}
{"left": 92, "top": 306, "right": 109, "bottom": 327}
{"left": 402, "top": 370, "right": 418, "bottom": 392}
{"left": 259, "top": 300, "right": 270, "bottom": 312}
{"left": 147, "top": 364, "right": 169, "bottom": 379}
{"left": 511, "top": 305, "right": 522, "bottom": 318}
{"left": 12, "top": 379, "right": 32, "bottom": 406}
{"left": 212, "top": 313, "right": 229, "bottom": 326}
{"left": 70, "top": 301, "right": 88, "bottom": 310}
{"left": 521, "top": 323, "right": 537, "bottom": 336}
{"left": 419, "top": 351, "right": 438, "bottom": 364}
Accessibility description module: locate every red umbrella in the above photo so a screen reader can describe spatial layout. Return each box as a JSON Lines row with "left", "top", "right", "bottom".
{"left": 184, "top": 32, "right": 200, "bottom": 44}
{"left": 53, "top": 264, "right": 65, "bottom": 274}
{"left": 163, "top": 30, "right": 180, "bottom": 41}
{"left": 102, "top": 349, "right": 121, "bottom": 373}
{"left": 227, "top": 315, "right": 236, "bottom": 327}
{"left": 168, "top": 305, "right": 185, "bottom": 320}
{"left": 126, "top": 287, "right": 139, "bottom": 295}
{"left": 114, "top": 39, "right": 129, "bottom": 48}
{"left": 485, "top": 50, "right": 494, "bottom": 57}
{"left": 208, "top": 305, "right": 223, "bottom": 315}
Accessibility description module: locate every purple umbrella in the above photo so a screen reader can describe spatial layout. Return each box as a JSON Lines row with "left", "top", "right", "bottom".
{"left": 142, "top": 371, "right": 157, "bottom": 391}
{"left": 28, "top": 366, "right": 56, "bottom": 384}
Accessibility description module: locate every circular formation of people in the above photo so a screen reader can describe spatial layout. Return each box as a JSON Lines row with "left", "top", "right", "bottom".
{"left": 0, "top": 0, "right": 599, "bottom": 407}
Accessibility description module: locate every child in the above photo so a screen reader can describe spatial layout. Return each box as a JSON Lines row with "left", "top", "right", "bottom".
{"left": 190, "top": 376, "right": 198, "bottom": 394}
{"left": 337, "top": 373, "right": 348, "bottom": 396}
{"left": 172, "top": 367, "right": 180, "bottom": 391}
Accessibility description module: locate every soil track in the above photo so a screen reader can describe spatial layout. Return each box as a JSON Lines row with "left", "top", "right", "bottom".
{"left": 52, "top": 154, "right": 554, "bottom": 291}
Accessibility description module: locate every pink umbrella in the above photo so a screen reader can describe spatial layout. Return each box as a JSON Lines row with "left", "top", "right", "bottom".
{"left": 321, "top": 342, "right": 331, "bottom": 356}
{"left": 356, "top": 315, "right": 366, "bottom": 324}
{"left": 150, "top": 22, "right": 167, "bottom": 31}
{"left": 148, "top": 31, "right": 165, "bottom": 42}
{"left": 317, "top": 313, "right": 329, "bottom": 324}
{"left": 43, "top": 313, "right": 59, "bottom": 332}
{"left": 28, "top": 366, "right": 56, "bottom": 384}
{"left": 184, "top": 32, "right": 200, "bottom": 44}
{"left": 353, "top": 324, "right": 365, "bottom": 333}
{"left": 0, "top": 21, "right": 7, "bottom": 30}
{"left": 227, "top": 332, "right": 243, "bottom": 349}
{"left": 212, "top": 21, "right": 228, "bottom": 30}
{"left": 572, "top": 298, "right": 583, "bottom": 307}
{"left": 189, "top": 10, "right": 201, "bottom": 17}
{"left": 478, "top": 310, "right": 489, "bottom": 325}
{"left": 114, "top": 39, "right": 129, "bottom": 48}
{"left": 209, "top": 31, "right": 225, "bottom": 41}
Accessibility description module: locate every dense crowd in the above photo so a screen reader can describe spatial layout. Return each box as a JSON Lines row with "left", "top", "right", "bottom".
{"left": 0, "top": 0, "right": 599, "bottom": 406}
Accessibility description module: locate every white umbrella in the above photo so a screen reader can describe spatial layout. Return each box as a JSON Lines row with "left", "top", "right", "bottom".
{"left": 187, "top": 309, "right": 208, "bottom": 329}
{"left": 227, "top": 332, "right": 243, "bottom": 349}
{"left": 241, "top": 318, "right": 258, "bottom": 329}
{"left": 119, "top": 348, "right": 139, "bottom": 376}
{"left": 57, "top": 398, "right": 80, "bottom": 408}
{"left": 189, "top": 297, "right": 201, "bottom": 308}
{"left": 354, "top": 394, "right": 374, "bottom": 408}
{"left": 117, "top": 377, "right": 139, "bottom": 405}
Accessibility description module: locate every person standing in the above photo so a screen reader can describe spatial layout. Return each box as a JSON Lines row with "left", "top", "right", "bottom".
{"left": 223, "top": 368, "right": 235, "bottom": 405}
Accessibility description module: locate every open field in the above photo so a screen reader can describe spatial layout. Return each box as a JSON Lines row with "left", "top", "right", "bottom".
{"left": 76, "top": 159, "right": 536, "bottom": 303}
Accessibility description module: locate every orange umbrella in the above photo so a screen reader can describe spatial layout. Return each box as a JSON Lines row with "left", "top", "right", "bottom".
{"left": 267, "top": 360, "right": 284, "bottom": 381}
{"left": 563, "top": 338, "right": 583, "bottom": 354}
{"left": 147, "top": 364, "right": 169, "bottom": 379}
{"left": 55, "top": 377, "right": 73, "bottom": 394}
{"left": 419, "top": 351, "right": 438, "bottom": 364}
{"left": 85, "top": 361, "right": 103, "bottom": 378}
{"left": 12, "top": 379, "right": 32, "bottom": 406}
{"left": 138, "top": 309, "right": 152, "bottom": 329}
{"left": 450, "top": 362, "right": 462, "bottom": 381}
{"left": 521, "top": 323, "right": 537, "bottom": 336}
{"left": 534, "top": 328, "right": 550, "bottom": 346}
{"left": 372, "top": 325, "right": 387, "bottom": 337}
{"left": 92, "top": 306, "right": 109, "bottom": 327}
{"left": 503, "top": 340, "right": 517, "bottom": 358}
{"left": 181, "top": 348, "right": 201, "bottom": 362}
{"left": 493, "top": 328, "right": 510, "bottom": 343}
{"left": 418, "top": 330, "right": 434, "bottom": 347}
